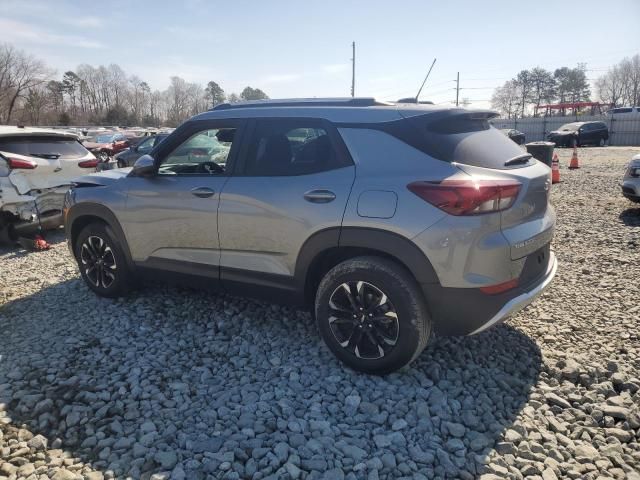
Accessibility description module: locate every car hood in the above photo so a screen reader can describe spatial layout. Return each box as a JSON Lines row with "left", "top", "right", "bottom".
{"left": 548, "top": 130, "right": 575, "bottom": 136}
{"left": 83, "top": 141, "right": 111, "bottom": 149}
{"left": 73, "top": 167, "right": 131, "bottom": 186}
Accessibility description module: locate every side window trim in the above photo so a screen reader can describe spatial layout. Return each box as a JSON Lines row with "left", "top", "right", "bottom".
{"left": 151, "top": 119, "right": 246, "bottom": 177}
{"left": 235, "top": 117, "right": 353, "bottom": 177}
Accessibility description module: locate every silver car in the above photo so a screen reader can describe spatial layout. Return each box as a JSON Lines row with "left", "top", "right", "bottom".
{"left": 64, "top": 98, "right": 557, "bottom": 374}
{"left": 622, "top": 154, "right": 640, "bottom": 203}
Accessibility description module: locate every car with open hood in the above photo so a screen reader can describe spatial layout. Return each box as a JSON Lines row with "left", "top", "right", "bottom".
{"left": 0, "top": 126, "right": 97, "bottom": 242}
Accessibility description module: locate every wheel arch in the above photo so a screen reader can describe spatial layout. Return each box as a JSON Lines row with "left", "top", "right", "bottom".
{"left": 67, "top": 203, "right": 134, "bottom": 269}
{"left": 297, "top": 227, "right": 440, "bottom": 306}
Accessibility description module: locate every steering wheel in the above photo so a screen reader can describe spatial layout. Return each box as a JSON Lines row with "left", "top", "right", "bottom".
{"left": 196, "top": 161, "right": 225, "bottom": 174}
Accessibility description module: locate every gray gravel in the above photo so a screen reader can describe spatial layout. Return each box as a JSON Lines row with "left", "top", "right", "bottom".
{"left": 1, "top": 146, "right": 639, "bottom": 480}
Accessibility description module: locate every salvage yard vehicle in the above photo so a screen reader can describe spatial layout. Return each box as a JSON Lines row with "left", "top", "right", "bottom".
{"left": 501, "top": 128, "right": 526, "bottom": 145}
{"left": 547, "top": 121, "right": 609, "bottom": 147}
{"left": 64, "top": 98, "right": 557, "bottom": 374}
{"left": 621, "top": 153, "right": 640, "bottom": 203}
{"left": 115, "top": 133, "right": 169, "bottom": 168}
{"left": 82, "top": 132, "right": 130, "bottom": 163}
{"left": 0, "top": 126, "right": 98, "bottom": 243}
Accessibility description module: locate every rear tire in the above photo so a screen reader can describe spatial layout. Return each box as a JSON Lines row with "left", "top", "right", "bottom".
{"left": 75, "top": 222, "right": 130, "bottom": 297}
{"left": 315, "top": 256, "right": 431, "bottom": 374}
{"left": 599, "top": 137, "right": 606, "bottom": 147}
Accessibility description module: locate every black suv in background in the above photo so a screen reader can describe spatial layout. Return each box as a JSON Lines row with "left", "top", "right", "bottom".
{"left": 547, "top": 121, "right": 609, "bottom": 147}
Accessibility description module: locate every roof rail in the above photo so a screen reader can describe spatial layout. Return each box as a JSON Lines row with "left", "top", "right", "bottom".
{"left": 210, "top": 97, "right": 391, "bottom": 111}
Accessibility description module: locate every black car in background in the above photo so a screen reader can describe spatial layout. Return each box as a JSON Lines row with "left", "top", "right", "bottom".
{"left": 115, "top": 134, "right": 169, "bottom": 167}
{"left": 547, "top": 121, "right": 609, "bottom": 147}
{"left": 501, "top": 129, "right": 526, "bottom": 145}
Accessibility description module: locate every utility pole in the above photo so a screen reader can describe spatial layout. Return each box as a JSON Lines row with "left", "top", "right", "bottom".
{"left": 351, "top": 42, "right": 356, "bottom": 97}
{"left": 455, "top": 72, "right": 460, "bottom": 107}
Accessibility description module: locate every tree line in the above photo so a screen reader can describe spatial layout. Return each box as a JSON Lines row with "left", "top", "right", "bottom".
{"left": 491, "top": 55, "right": 640, "bottom": 118}
{"left": 0, "top": 43, "right": 269, "bottom": 127}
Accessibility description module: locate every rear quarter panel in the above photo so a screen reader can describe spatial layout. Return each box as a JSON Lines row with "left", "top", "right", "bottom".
{"left": 338, "top": 128, "right": 451, "bottom": 238}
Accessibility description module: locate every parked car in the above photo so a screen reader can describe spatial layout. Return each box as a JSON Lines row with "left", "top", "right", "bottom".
{"left": 501, "top": 128, "right": 526, "bottom": 145}
{"left": 621, "top": 154, "right": 640, "bottom": 203}
{"left": 0, "top": 126, "right": 97, "bottom": 243}
{"left": 82, "top": 132, "right": 130, "bottom": 162}
{"left": 64, "top": 98, "right": 557, "bottom": 374}
{"left": 606, "top": 106, "right": 640, "bottom": 117}
{"left": 115, "top": 133, "right": 169, "bottom": 168}
{"left": 547, "top": 121, "right": 608, "bottom": 147}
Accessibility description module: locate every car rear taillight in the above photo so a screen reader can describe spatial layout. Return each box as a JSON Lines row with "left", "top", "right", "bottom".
{"left": 407, "top": 179, "right": 522, "bottom": 216}
{"left": 78, "top": 159, "right": 98, "bottom": 168}
{"left": 8, "top": 157, "right": 37, "bottom": 169}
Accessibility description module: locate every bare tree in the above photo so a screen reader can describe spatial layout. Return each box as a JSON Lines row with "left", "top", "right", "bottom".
{"left": 491, "top": 80, "right": 520, "bottom": 119}
{"left": 0, "top": 43, "right": 52, "bottom": 123}
{"left": 596, "top": 55, "right": 640, "bottom": 107}
{"left": 596, "top": 66, "right": 625, "bottom": 107}
{"left": 23, "top": 85, "right": 49, "bottom": 124}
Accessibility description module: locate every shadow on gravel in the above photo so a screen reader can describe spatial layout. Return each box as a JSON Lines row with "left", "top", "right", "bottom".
{"left": 620, "top": 207, "right": 640, "bottom": 227}
{"left": 1, "top": 279, "right": 542, "bottom": 479}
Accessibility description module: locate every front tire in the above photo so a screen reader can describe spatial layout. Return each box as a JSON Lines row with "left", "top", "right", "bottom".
{"left": 97, "top": 151, "right": 110, "bottom": 162}
{"left": 75, "top": 222, "right": 130, "bottom": 297}
{"left": 315, "top": 256, "right": 431, "bottom": 374}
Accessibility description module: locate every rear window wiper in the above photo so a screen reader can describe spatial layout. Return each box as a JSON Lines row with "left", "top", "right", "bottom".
{"left": 504, "top": 154, "right": 532, "bottom": 166}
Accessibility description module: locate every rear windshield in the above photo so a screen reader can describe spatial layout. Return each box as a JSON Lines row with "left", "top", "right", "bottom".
{"left": 397, "top": 113, "right": 531, "bottom": 170}
{"left": 0, "top": 136, "right": 89, "bottom": 159}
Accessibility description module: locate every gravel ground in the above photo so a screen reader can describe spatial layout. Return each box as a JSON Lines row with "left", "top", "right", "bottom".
{"left": 1, "top": 146, "right": 639, "bottom": 480}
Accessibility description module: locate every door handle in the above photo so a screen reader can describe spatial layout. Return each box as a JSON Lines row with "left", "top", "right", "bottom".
{"left": 304, "top": 189, "right": 336, "bottom": 203}
{"left": 190, "top": 187, "right": 215, "bottom": 198}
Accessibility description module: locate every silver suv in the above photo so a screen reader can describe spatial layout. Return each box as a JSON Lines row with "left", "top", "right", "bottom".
{"left": 64, "top": 98, "right": 557, "bottom": 374}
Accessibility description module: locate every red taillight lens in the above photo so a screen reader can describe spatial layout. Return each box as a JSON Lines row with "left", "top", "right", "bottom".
{"left": 78, "top": 159, "right": 98, "bottom": 168}
{"left": 480, "top": 278, "right": 519, "bottom": 295}
{"left": 8, "top": 157, "right": 37, "bottom": 169}
{"left": 407, "top": 179, "right": 522, "bottom": 216}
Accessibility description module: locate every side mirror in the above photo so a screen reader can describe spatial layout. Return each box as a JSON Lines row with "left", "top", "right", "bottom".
{"left": 131, "top": 154, "right": 156, "bottom": 177}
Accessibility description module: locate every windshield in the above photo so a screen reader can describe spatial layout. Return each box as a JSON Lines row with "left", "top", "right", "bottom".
{"left": 89, "top": 134, "right": 117, "bottom": 143}
{"left": 0, "top": 136, "right": 89, "bottom": 159}
{"left": 559, "top": 123, "right": 580, "bottom": 132}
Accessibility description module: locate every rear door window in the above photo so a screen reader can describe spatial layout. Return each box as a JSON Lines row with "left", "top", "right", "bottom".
{"left": 243, "top": 119, "right": 348, "bottom": 176}
{"left": 0, "top": 136, "right": 89, "bottom": 159}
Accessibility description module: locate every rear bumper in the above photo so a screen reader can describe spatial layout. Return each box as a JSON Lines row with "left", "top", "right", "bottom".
{"left": 423, "top": 250, "right": 557, "bottom": 336}
{"left": 469, "top": 252, "right": 557, "bottom": 334}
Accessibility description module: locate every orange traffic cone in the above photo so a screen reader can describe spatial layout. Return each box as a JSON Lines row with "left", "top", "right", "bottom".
{"left": 551, "top": 154, "right": 561, "bottom": 184}
{"left": 569, "top": 146, "right": 580, "bottom": 169}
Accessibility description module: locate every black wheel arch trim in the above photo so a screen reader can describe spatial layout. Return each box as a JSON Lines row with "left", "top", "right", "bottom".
{"left": 295, "top": 226, "right": 440, "bottom": 301}
{"left": 66, "top": 203, "right": 134, "bottom": 270}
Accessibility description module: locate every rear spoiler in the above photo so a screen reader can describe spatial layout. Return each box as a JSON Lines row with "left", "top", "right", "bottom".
{"left": 412, "top": 109, "right": 499, "bottom": 134}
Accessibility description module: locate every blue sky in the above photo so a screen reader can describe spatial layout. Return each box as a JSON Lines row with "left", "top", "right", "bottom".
{"left": 0, "top": 0, "right": 638, "bottom": 108}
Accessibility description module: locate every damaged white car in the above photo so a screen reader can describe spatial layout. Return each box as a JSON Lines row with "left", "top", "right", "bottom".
{"left": 0, "top": 126, "right": 98, "bottom": 243}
